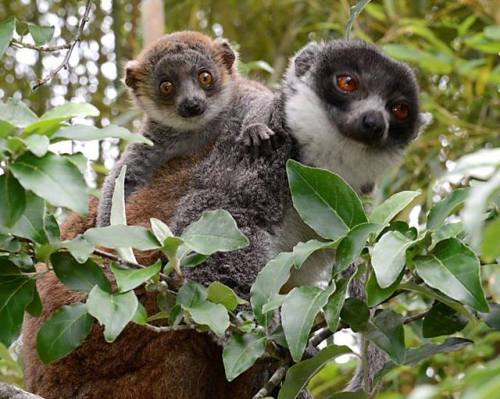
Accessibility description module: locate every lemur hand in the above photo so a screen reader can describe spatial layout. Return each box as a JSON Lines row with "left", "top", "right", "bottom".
{"left": 238, "top": 123, "right": 281, "bottom": 159}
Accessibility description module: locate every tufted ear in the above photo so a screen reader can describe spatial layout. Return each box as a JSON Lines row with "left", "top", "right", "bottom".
{"left": 416, "top": 112, "right": 433, "bottom": 136}
{"left": 214, "top": 38, "right": 236, "bottom": 72}
{"left": 124, "top": 60, "right": 140, "bottom": 90}
{"left": 293, "top": 42, "right": 321, "bottom": 77}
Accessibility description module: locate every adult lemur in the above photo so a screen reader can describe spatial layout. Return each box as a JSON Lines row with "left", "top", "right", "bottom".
{"left": 96, "top": 30, "right": 274, "bottom": 227}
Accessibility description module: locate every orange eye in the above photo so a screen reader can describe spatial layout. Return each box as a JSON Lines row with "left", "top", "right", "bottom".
{"left": 391, "top": 102, "right": 410, "bottom": 120}
{"left": 198, "top": 71, "right": 213, "bottom": 87}
{"left": 159, "top": 81, "right": 174, "bottom": 96}
{"left": 336, "top": 74, "right": 358, "bottom": 93}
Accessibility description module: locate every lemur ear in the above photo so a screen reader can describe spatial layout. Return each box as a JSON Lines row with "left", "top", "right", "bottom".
{"left": 124, "top": 60, "right": 140, "bottom": 90}
{"left": 293, "top": 42, "right": 320, "bottom": 77}
{"left": 416, "top": 112, "right": 433, "bottom": 136}
{"left": 214, "top": 38, "right": 236, "bottom": 72}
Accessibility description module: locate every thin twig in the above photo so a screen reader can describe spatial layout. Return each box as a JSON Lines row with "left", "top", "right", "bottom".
{"left": 309, "top": 326, "right": 334, "bottom": 347}
{"left": 143, "top": 323, "right": 192, "bottom": 333}
{"left": 10, "top": 38, "right": 71, "bottom": 52}
{"left": 361, "top": 334, "right": 370, "bottom": 392}
{"left": 403, "top": 311, "right": 428, "bottom": 324}
{"left": 32, "top": 0, "right": 93, "bottom": 90}
{"left": 252, "top": 366, "right": 288, "bottom": 399}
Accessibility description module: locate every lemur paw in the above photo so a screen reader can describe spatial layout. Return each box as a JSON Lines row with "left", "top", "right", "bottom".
{"left": 238, "top": 123, "right": 280, "bottom": 159}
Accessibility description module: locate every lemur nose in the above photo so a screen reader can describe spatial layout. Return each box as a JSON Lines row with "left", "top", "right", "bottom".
{"left": 178, "top": 99, "right": 206, "bottom": 117}
{"left": 361, "top": 112, "right": 385, "bottom": 139}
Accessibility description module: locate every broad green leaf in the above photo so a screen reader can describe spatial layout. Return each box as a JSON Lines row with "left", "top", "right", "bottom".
{"left": 366, "top": 271, "right": 402, "bottom": 307}
{"left": 481, "top": 303, "right": 500, "bottom": 330}
{"left": 431, "top": 222, "right": 464, "bottom": 247}
{"left": 184, "top": 301, "right": 230, "bottom": 337}
{"left": 51, "top": 252, "right": 111, "bottom": 293}
{"left": 36, "top": 303, "right": 93, "bottom": 364}
{"left": 0, "top": 17, "right": 15, "bottom": 57}
{"left": 111, "top": 262, "right": 161, "bottom": 292}
{"left": 414, "top": 238, "right": 489, "bottom": 312}
{"left": 8, "top": 192, "right": 47, "bottom": 244}
{"left": 207, "top": 281, "right": 246, "bottom": 311}
{"left": 23, "top": 118, "right": 68, "bottom": 137}
{"left": 372, "top": 231, "right": 415, "bottom": 288}
{"left": 26, "top": 288, "right": 42, "bottom": 317}
{"left": 0, "top": 259, "right": 35, "bottom": 346}
{"left": 0, "top": 119, "right": 16, "bottom": 137}
{"left": 336, "top": 222, "right": 379, "bottom": 273}
{"left": 222, "top": 332, "right": 266, "bottom": 381}
{"left": 62, "top": 236, "right": 95, "bottom": 263}
{"left": 422, "top": 302, "right": 468, "bottom": 338}
{"left": 84, "top": 225, "right": 160, "bottom": 251}
{"left": 427, "top": 188, "right": 469, "bottom": 229}
{"left": 292, "top": 239, "right": 336, "bottom": 269}
{"left": 162, "top": 236, "right": 183, "bottom": 260}
{"left": 282, "top": 284, "right": 336, "bottom": 362}
{"left": 324, "top": 276, "right": 351, "bottom": 332}
{"left": 150, "top": 218, "right": 173, "bottom": 243}
{"left": 370, "top": 191, "right": 420, "bottom": 226}
{"left": 40, "top": 103, "right": 99, "bottom": 121}
{"left": 377, "top": 338, "right": 472, "bottom": 380}
{"left": 86, "top": 286, "right": 138, "bottom": 343}
{"left": 11, "top": 152, "right": 88, "bottom": 214}
{"left": 180, "top": 252, "right": 208, "bottom": 268}
{"left": 64, "top": 152, "right": 87, "bottom": 174}
{"left": 24, "top": 134, "right": 50, "bottom": 157}
{"left": 28, "top": 23, "right": 54, "bottom": 46}
{"left": 250, "top": 252, "right": 294, "bottom": 325}
{"left": 181, "top": 209, "right": 249, "bottom": 255}
{"left": 132, "top": 303, "right": 148, "bottom": 325}
{"left": 0, "top": 173, "right": 25, "bottom": 228}
{"left": 54, "top": 124, "right": 153, "bottom": 145}
{"left": 176, "top": 281, "right": 208, "bottom": 307}
{"left": 278, "top": 345, "right": 352, "bottom": 399}
{"left": 287, "top": 160, "right": 367, "bottom": 240}
{"left": 482, "top": 218, "right": 500, "bottom": 259}
{"left": 367, "top": 310, "right": 405, "bottom": 364}
{"left": 261, "top": 294, "right": 286, "bottom": 313}
{"left": 340, "top": 297, "right": 369, "bottom": 332}
{"left": 0, "top": 98, "right": 38, "bottom": 128}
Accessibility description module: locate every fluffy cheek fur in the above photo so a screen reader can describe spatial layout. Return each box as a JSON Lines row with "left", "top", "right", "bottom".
{"left": 133, "top": 81, "right": 235, "bottom": 132}
{"left": 285, "top": 78, "right": 402, "bottom": 193}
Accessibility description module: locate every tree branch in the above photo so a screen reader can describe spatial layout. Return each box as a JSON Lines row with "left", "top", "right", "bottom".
{"left": 31, "top": 0, "right": 93, "bottom": 90}
{"left": 0, "top": 383, "right": 45, "bottom": 399}
{"left": 252, "top": 366, "right": 288, "bottom": 399}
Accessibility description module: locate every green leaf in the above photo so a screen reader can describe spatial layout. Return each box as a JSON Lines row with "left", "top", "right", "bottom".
{"left": 132, "top": 303, "right": 148, "bottom": 325}
{"left": 24, "top": 134, "right": 50, "bottom": 157}
{"left": 180, "top": 252, "right": 208, "bottom": 268}
{"left": 40, "top": 103, "right": 99, "bottom": 121}
{"left": 86, "top": 286, "right": 138, "bottom": 343}
{"left": 51, "top": 252, "right": 111, "bottom": 293}
{"left": 0, "top": 259, "right": 35, "bottom": 346}
{"left": 484, "top": 25, "right": 500, "bottom": 40}
{"left": 176, "top": 281, "right": 207, "bottom": 307}
{"left": 367, "top": 310, "right": 405, "bottom": 364}
{"left": 345, "top": 0, "right": 371, "bottom": 39}
{"left": 422, "top": 302, "right": 468, "bottom": 338}
{"left": 250, "top": 252, "right": 295, "bottom": 325}
{"left": 184, "top": 302, "right": 230, "bottom": 337}
{"left": 292, "top": 239, "right": 336, "bottom": 269}
{"left": 335, "top": 222, "right": 379, "bottom": 273}
{"left": 282, "top": 284, "right": 336, "bottom": 362}
{"left": 111, "top": 262, "right": 161, "bottom": 293}
{"left": 340, "top": 297, "right": 369, "bottom": 332}
{"left": 0, "top": 173, "right": 25, "bottom": 228}
{"left": 181, "top": 209, "right": 249, "bottom": 255}
{"left": 482, "top": 218, "right": 500, "bottom": 259}
{"left": 36, "top": 303, "right": 93, "bottom": 364}
{"left": 427, "top": 188, "right": 469, "bottom": 229}
{"left": 481, "top": 303, "right": 500, "bottom": 330}
{"left": 370, "top": 191, "right": 420, "bottom": 226}
{"left": 222, "top": 332, "right": 266, "bottom": 381}
{"left": 366, "top": 271, "right": 402, "bottom": 307}
{"left": 8, "top": 192, "right": 47, "bottom": 244}
{"left": 28, "top": 23, "right": 54, "bottom": 46}
{"left": 54, "top": 124, "right": 153, "bottom": 145}
{"left": 278, "top": 345, "right": 352, "bottom": 399}
{"left": 324, "top": 276, "right": 352, "bottom": 332}
{"left": 0, "top": 17, "right": 15, "bottom": 57}
{"left": 26, "top": 288, "right": 42, "bottom": 317}
{"left": 372, "top": 230, "right": 415, "bottom": 289}
{"left": 414, "top": 238, "right": 489, "bottom": 312}
{"left": 150, "top": 218, "right": 173, "bottom": 243}
{"left": 287, "top": 160, "right": 367, "bottom": 240}
{"left": 62, "top": 236, "right": 95, "bottom": 263}
{"left": 11, "top": 152, "right": 88, "bottom": 214}
{"left": 0, "top": 98, "right": 39, "bottom": 128}
{"left": 207, "top": 281, "right": 246, "bottom": 311}
{"left": 84, "top": 225, "right": 160, "bottom": 251}
{"left": 162, "top": 236, "right": 183, "bottom": 260}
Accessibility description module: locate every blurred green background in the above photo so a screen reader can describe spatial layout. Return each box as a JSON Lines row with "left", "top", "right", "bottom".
{"left": 0, "top": 1, "right": 499, "bottom": 397}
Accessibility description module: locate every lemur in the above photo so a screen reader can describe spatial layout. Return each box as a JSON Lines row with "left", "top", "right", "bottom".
{"left": 167, "top": 40, "right": 430, "bottom": 393}
{"left": 96, "top": 30, "right": 274, "bottom": 227}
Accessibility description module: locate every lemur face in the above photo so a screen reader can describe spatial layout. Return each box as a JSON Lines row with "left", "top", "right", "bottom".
{"left": 124, "top": 32, "right": 236, "bottom": 131}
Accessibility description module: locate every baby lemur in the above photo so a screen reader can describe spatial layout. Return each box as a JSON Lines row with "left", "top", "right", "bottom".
{"left": 96, "top": 30, "right": 273, "bottom": 227}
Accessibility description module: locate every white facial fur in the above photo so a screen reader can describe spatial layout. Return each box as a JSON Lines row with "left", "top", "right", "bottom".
{"left": 285, "top": 76, "right": 402, "bottom": 193}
